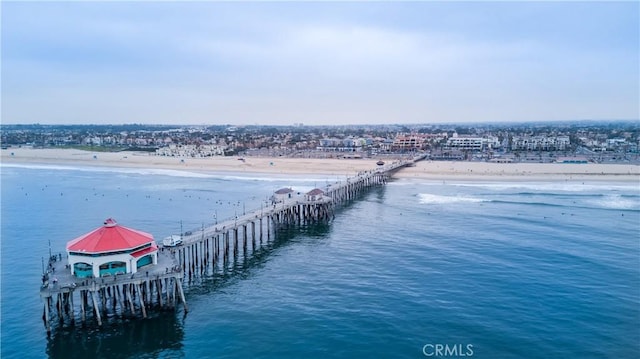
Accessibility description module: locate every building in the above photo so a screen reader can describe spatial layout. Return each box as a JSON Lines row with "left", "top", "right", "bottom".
{"left": 156, "top": 144, "right": 226, "bottom": 157}
{"left": 66, "top": 218, "right": 158, "bottom": 278}
{"left": 488, "top": 156, "right": 514, "bottom": 163}
{"left": 511, "top": 136, "right": 570, "bottom": 151}
{"left": 305, "top": 188, "right": 325, "bottom": 201}
{"left": 392, "top": 134, "right": 427, "bottom": 151}
{"left": 557, "top": 156, "right": 588, "bottom": 164}
{"left": 445, "top": 137, "right": 484, "bottom": 151}
{"left": 271, "top": 187, "right": 295, "bottom": 203}
{"left": 317, "top": 138, "right": 364, "bottom": 152}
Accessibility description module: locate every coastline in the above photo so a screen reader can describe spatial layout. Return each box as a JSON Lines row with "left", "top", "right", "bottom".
{"left": 2, "top": 148, "right": 639, "bottom": 182}
{"left": 394, "top": 160, "right": 640, "bottom": 182}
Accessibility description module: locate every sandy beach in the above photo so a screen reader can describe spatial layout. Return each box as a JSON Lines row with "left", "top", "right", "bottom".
{"left": 2, "top": 148, "right": 639, "bottom": 182}
{"left": 395, "top": 160, "right": 640, "bottom": 182}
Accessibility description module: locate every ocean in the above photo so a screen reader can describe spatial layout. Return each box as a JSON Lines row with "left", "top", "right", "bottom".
{"left": 1, "top": 164, "right": 639, "bottom": 358}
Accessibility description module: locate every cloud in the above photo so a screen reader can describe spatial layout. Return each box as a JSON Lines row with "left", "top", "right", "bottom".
{"left": 2, "top": 1, "right": 638, "bottom": 125}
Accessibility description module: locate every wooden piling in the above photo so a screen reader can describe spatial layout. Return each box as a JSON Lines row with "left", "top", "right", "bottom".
{"left": 136, "top": 284, "right": 147, "bottom": 319}
{"left": 69, "top": 291, "right": 75, "bottom": 325}
{"left": 156, "top": 279, "right": 163, "bottom": 308}
{"left": 90, "top": 291, "right": 102, "bottom": 326}
{"left": 80, "top": 290, "right": 86, "bottom": 323}
{"left": 44, "top": 299, "right": 51, "bottom": 334}
{"left": 176, "top": 278, "right": 188, "bottom": 313}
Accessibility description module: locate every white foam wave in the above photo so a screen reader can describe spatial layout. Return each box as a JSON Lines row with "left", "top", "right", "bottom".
{"left": 216, "top": 174, "right": 337, "bottom": 183}
{"left": 445, "top": 182, "right": 639, "bottom": 193}
{"left": 1, "top": 163, "right": 219, "bottom": 178}
{"left": 1, "top": 163, "right": 331, "bottom": 183}
{"left": 587, "top": 195, "right": 640, "bottom": 210}
{"left": 418, "top": 193, "right": 488, "bottom": 205}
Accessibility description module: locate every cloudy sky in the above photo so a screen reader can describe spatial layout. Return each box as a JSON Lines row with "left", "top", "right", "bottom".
{"left": 2, "top": 1, "right": 638, "bottom": 125}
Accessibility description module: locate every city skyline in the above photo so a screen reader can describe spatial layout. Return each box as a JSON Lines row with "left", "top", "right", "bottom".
{"left": 2, "top": 1, "right": 639, "bottom": 126}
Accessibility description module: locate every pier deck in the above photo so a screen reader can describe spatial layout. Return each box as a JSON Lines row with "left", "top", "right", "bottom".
{"left": 40, "top": 250, "right": 179, "bottom": 297}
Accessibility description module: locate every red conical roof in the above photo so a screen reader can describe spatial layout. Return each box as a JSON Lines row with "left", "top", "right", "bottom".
{"left": 66, "top": 218, "right": 154, "bottom": 254}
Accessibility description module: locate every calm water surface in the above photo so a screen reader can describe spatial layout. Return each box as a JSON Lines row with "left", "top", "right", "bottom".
{"left": 1, "top": 164, "right": 638, "bottom": 358}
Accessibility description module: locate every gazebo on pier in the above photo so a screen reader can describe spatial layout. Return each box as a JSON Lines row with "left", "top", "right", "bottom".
{"left": 66, "top": 218, "right": 158, "bottom": 278}
{"left": 305, "top": 188, "right": 325, "bottom": 201}
{"left": 272, "top": 187, "right": 295, "bottom": 203}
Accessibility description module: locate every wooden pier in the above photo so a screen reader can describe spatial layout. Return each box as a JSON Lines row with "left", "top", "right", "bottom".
{"left": 171, "top": 157, "right": 419, "bottom": 278}
{"left": 40, "top": 155, "right": 423, "bottom": 334}
{"left": 40, "top": 250, "right": 187, "bottom": 334}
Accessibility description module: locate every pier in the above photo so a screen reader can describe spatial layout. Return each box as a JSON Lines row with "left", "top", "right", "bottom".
{"left": 41, "top": 250, "right": 186, "bottom": 334}
{"left": 39, "top": 155, "right": 423, "bottom": 334}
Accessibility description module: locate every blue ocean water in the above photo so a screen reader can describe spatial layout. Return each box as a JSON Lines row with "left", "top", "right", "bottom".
{"left": 1, "top": 164, "right": 639, "bottom": 358}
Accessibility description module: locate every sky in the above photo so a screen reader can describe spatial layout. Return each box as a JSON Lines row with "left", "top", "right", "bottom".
{"left": 1, "top": 1, "right": 638, "bottom": 126}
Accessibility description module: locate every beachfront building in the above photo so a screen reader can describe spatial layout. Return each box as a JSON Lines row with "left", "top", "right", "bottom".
{"left": 392, "top": 134, "right": 428, "bottom": 151}
{"left": 511, "top": 136, "right": 570, "bottom": 151}
{"left": 155, "top": 144, "right": 227, "bottom": 157}
{"left": 66, "top": 218, "right": 158, "bottom": 278}
{"left": 445, "top": 137, "right": 484, "bottom": 151}
{"left": 317, "top": 137, "right": 368, "bottom": 152}
{"left": 441, "top": 134, "right": 502, "bottom": 152}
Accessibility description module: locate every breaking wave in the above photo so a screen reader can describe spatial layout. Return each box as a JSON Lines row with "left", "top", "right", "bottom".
{"left": 418, "top": 193, "right": 488, "bottom": 205}
{"left": 586, "top": 194, "right": 640, "bottom": 210}
{"left": 0, "top": 163, "right": 329, "bottom": 183}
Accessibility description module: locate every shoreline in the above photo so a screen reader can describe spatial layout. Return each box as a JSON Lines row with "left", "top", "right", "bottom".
{"left": 2, "top": 148, "right": 639, "bottom": 182}
{"left": 394, "top": 160, "right": 640, "bottom": 182}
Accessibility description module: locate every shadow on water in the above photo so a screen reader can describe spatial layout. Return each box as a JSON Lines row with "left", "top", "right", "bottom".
{"left": 186, "top": 185, "right": 386, "bottom": 295}
{"left": 365, "top": 181, "right": 388, "bottom": 204}
{"left": 46, "top": 312, "right": 185, "bottom": 359}
{"left": 185, "top": 221, "right": 334, "bottom": 296}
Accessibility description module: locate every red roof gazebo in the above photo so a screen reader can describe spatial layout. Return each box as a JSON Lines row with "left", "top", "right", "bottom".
{"left": 67, "top": 218, "right": 154, "bottom": 254}
{"left": 66, "top": 218, "right": 158, "bottom": 278}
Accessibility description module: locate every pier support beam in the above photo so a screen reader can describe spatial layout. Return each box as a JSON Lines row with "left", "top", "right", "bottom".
{"left": 69, "top": 291, "right": 75, "bottom": 325}
{"left": 136, "top": 284, "right": 147, "bottom": 319}
{"left": 176, "top": 278, "right": 188, "bottom": 313}
{"left": 127, "top": 284, "right": 135, "bottom": 314}
{"left": 43, "top": 299, "right": 51, "bottom": 334}
{"left": 80, "top": 291, "right": 86, "bottom": 323}
{"left": 156, "top": 279, "right": 163, "bottom": 308}
{"left": 90, "top": 291, "right": 102, "bottom": 326}
{"left": 171, "top": 278, "right": 177, "bottom": 307}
